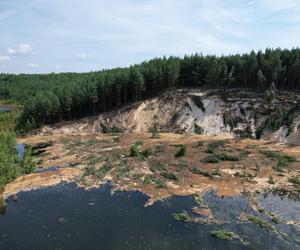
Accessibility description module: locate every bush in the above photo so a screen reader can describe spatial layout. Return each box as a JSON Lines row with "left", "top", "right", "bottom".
{"left": 247, "top": 215, "right": 275, "bottom": 231}
{"left": 207, "top": 140, "right": 228, "bottom": 153}
{"left": 216, "top": 153, "right": 240, "bottom": 161}
{"left": 201, "top": 155, "right": 220, "bottom": 163}
{"left": 173, "top": 211, "right": 192, "bottom": 222}
{"left": 161, "top": 172, "right": 178, "bottom": 181}
{"left": 268, "top": 176, "right": 276, "bottom": 185}
{"left": 175, "top": 144, "right": 186, "bottom": 157}
{"left": 130, "top": 144, "right": 139, "bottom": 157}
{"left": 0, "top": 132, "right": 20, "bottom": 189}
{"left": 140, "top": 148, "right": 152, "bottom": 159}
{"left": 210, "top": 230, "right": 239, "bottom": 241}
{"left": 21, "top": 147, "right": 36, "bottom": 174}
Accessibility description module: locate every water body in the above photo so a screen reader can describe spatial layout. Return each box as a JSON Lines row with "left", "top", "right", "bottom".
{"left": 16, "top": 144, "right": 25, "bottom": 158}
{"left": 0, "top": 183, "right": 299, "bottom": 250}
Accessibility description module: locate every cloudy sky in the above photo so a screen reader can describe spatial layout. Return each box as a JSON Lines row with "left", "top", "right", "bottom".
{"left": 0, "top": 0, "right": 300, "bottom": 74}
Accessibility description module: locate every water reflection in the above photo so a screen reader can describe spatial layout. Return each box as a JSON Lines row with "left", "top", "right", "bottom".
{"left": 0, "top": 183, "right": 299, "bottom": 250}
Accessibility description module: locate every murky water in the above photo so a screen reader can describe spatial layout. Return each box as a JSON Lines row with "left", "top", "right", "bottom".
{"left": 16, "top": 144, "right": 25, "bottom": 158}
{"left": 0, "top": 183, "right": 299, "bottom": 250}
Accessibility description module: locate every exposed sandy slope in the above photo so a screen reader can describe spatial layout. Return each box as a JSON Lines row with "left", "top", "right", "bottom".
{"left": 39, "top": 89, "right": 300, "bottom": 145}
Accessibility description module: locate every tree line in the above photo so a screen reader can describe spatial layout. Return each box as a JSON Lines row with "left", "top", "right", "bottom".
{"left": 0, "top": 48, "right": 300, "bottom": 131}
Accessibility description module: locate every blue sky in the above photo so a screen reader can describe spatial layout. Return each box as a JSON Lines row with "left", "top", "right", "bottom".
{"left": 0, "top": 0, "right": 300, "bottom": 74}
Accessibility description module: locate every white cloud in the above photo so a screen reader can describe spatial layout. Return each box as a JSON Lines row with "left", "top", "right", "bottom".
{"left": 75, "top": 52, "right": 87, "bottom": 59}
{"left": 6, "top": 43, "right": 32, "bottom": 55}
{"left": 26, "top": 62, "right": 38, "bottom": 68}
{"left": 0, "top": 55, "right": 10, "bottom": 63}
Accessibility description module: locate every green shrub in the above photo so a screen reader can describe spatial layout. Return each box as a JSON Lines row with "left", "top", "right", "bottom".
{"left": 207, "top": 140, "right": 228, "bottom": 153}
{"left": 268, "top": 176, "right": 276, "bottom": 185}
{"left": 140, "top": 148, "right": 152, "bottom": 158}
{"left": 194, "top": 194, "right": 203, "bottom": 205}
{"left": 216, "top": 153, "right": 239, "bottom": 161}
{"left": 161, "top": 172, "right": 178, "bottom": 181}
{"left": 201, "top": 155, "right": 220, "bottom": 163}
{"left": 0, "top": 132, "right": 20, "bottom": 189}
{"left": 21, "top": 147, "right": 36, "bottom": 174}
{"left": 210, "top": 230, "right": 239, "bottom": 240}
{"left": 247, "top": 215, "right": 275, "bottom": 231}
{"left": 130, "top": 144, "right": 139, "bottom": 157}
{"left": 175, "top": 144, "right": 186, "bottom": 157}
{"left": 173, "top": 211, "right": 192, "bottom": 222}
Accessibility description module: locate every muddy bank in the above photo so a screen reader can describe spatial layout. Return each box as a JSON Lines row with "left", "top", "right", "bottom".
{"left": 4, "top": 133, "right": 299, "bottom": 204}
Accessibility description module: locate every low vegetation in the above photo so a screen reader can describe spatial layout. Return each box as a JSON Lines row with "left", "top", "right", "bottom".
{"left": 247, "top": 215, "right": 275, "bottom": 232}
{"left": 261, "top": 150, "right": 296, "bottom": 172}
{"left": 173, "top": 211, "right": 192, "bottom": 222}
{"left": 160, "top": 172, "right": 178, "bottom": 181}
{"left": 210, "top": 230, "right": 239, "bottom": 241}
{"left": 175, "top": 144, "right": 186, "bottom": 158}
{"left": 143, "top": 175, "right": 166, "bottom": 189}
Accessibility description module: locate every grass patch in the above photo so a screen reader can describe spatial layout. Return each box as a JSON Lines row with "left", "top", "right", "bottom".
{"left": 247, "top": 215, "right": 275, "bottom": 231}
{"left": 210, "top": 230, "right": 239, "bottom": 240}
{"left": 173, "top": 211, "right": 192, "bottom": 222}
{"left": 261, "top": 150, "right": 297, "bottom": 172}
{"left": 95, "top": 164, "right": 113, "bottom": 179}
{"left": 83, "top": 165, "right": 96, "bottom": 177}
{"left": 143, "top": 175, "right": 166, "bottom": 189}
{"left": 118, "top": 160, "right": 130, "bottom": 179}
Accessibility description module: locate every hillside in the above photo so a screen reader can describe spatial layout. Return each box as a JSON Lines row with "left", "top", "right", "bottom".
{"left": 40, "top": 88, "right": 300, "bottom": 145}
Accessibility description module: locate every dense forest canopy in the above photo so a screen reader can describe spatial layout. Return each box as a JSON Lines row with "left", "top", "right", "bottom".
{"left": 0, "top": 48, "right": 300, "bottom": 131}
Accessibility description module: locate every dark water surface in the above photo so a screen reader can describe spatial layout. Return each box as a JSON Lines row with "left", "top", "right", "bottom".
{"left": 0, "top": 183, "right": 299, "bottom": 250}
